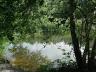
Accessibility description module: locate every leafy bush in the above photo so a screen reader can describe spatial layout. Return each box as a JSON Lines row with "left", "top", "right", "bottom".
{"left": 10, "top": 47, "right": 50, "bottom": 72}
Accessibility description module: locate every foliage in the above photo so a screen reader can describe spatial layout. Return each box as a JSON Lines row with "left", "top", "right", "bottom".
{"left": 0, "top": 37, "right": 9, "bottom": 63}
{"left": 0, "top": 0, "right": 70, "bottom": 44}
{"left": 0, "top": 0, "right": 96, "bottom": 72}
{"left": 10, "top": 47, "right": 50, "bottom": 72}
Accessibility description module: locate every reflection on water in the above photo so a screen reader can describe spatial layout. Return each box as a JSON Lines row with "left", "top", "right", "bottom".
{"left": 5, "top": 41, "right": 75, "bottom": 62}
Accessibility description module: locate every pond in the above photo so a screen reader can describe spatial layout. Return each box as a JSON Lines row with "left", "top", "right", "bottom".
{"left": 5, "top": 41, "right": 77, "bottom": 62}
{"left": 1, "top": 70, "right": 15, "bottom": 72}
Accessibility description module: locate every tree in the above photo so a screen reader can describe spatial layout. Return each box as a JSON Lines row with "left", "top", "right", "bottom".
{"left": 68, "top": 0, "right": 96, "bottom": 72}
{"left": 47, "top": 0, "right": 96, "bottom": 72}
{"left": 68, "top": 0, "right": 85, "bottom": 72}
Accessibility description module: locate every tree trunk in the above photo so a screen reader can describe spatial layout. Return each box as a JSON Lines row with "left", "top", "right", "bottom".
{"left": 91, "top": 38, "right": 96, "bottom": 59}
{"left": 69, "top": 0, "right": 85, "bottom": 72}
{"left": 83, "top": 18, "right": 90, "bottom": 64}
{"left": 89, "top": 38, "right": 96, "bottom": 72}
